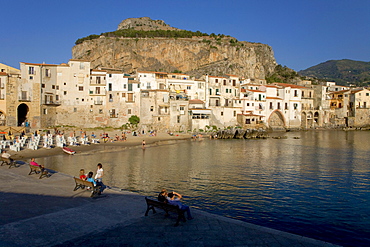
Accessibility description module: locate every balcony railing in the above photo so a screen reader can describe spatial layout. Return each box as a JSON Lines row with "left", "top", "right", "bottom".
{"left": 19, "top": 96, "right": 31, "bottom": 102}
{"left": 44, "top": 101, "right": 61, "bottom": 106}
{"left": 94, "top": 100, "right": 103, "bottom": 105}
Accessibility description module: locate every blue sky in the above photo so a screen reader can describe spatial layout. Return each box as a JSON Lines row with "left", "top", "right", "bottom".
{"left": 1, "top": 0, "right": 369, "bottom": 72}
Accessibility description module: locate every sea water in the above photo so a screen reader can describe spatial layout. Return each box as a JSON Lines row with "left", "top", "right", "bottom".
{"left": 43, "top": 130, "right": 370, "bottom": 246}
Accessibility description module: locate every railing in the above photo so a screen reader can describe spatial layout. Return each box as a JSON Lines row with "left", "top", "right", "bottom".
{"left": 110, "top": 114, "right": 118, "bottom": 118}
{"left": 19, "top": 96, "right": 31, "bottom": 102}
{"left": 94, "top": 100, "right": 103, "bottom": 105}
{"left": 44, "top": 101, "right": 61, "bottom": 105}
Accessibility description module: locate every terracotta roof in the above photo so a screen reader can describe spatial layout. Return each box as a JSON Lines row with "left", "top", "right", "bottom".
{"left": 189, "top": 99, "right": 204, "bottom": 104}
{"left": 248, "top": 89, "right": 265, "bottom": 93}
{"left": 0, "top": 72, "right": 7, "bottom": 76}
{"left": 225, "top": 74, "right": 238, "bottom": 77}
{"left": 274, "top": 83, "right": 306, "bottom": 89}
{"left": 329, "top": 89, "right": 351, "bottom": 94}
{"left": 21, "top": 62, "right": 58, "bottom": 66}
{"left": 208, "top": 75, "right": 227, "bottom": 79}
{"left": 266, "top": 97, "right": 282, "bottom": 100}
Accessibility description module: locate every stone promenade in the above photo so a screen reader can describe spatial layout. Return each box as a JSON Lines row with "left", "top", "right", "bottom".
{"left": 0, "top": 162, "right": 339, "bottom": 247}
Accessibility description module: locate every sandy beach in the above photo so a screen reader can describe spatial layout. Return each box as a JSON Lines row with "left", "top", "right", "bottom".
{"left": 8, "top": 130, "right": 193, "bottom": 161}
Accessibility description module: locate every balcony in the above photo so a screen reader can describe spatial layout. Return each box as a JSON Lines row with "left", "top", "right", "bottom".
{"left": 19, "top": 96, "right": 31, "bottom": 102}
{"left": 94, "top": 100, "right": 103, "bottom": 105}
{"left": 110, "top": 113, "right": 118, "bottom": 118}
{"left": 44, "top": 101, "right": 61, "bottom": 106}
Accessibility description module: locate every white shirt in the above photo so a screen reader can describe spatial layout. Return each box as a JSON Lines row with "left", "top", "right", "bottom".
{"left": 95, "top": 167, "right": 103, "bottom": 180}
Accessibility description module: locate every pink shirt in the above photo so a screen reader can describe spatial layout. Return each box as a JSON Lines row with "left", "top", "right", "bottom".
{"left": 30, "top": 161, "right": 40, "bottom": 167}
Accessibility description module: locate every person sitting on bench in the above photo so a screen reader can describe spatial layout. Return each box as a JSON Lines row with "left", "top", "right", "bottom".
{"left": 166, "top": 191, "right": 193, "bottom": 220}
{"left": 30, "top": 158, "right": 47, "bottom": 174}
{"left": 2, "top": 150, "right": 13, "bottom": 162}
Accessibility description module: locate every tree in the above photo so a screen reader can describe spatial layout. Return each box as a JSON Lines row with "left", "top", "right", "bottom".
{"left": 128, "top": 115, "right": 140, "bottom": 125}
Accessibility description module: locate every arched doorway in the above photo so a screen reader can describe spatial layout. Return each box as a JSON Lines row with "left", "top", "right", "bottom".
{"left": 17, "top": 103, "right": 29, "bottom": 126}
{"left": 268, "top": 110, "right": 285, "bottom": 130}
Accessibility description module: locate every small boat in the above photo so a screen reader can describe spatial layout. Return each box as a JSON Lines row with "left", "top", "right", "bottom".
{"left": 63, "top": 147, "right": 76, "bottom": 155}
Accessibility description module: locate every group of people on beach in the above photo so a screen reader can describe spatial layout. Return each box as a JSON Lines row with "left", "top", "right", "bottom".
{"left": 79, "top": 163, "right": 106, "bottom": 194}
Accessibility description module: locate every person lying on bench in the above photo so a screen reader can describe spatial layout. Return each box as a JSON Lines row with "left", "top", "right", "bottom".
{"left": 166, "top": 192, "right": 193, "bottom": 220}
{"left": 158, "top": 189, "right": 168, "bottom": 202}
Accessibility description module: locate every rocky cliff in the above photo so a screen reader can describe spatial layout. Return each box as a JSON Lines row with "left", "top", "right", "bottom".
{"left": 72, "top": 17, "right": 277, "bottom": 79}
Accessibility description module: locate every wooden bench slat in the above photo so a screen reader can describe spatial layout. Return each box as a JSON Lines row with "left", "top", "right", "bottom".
{"left": 145, "top": 197, "right": 186, "bottom": 226}
{"left": 73, "top": 177, "right": 101, "bottom": 197}
{"left": 28, "top": 165, "right": 49, "bottom": 179}
{"left": 1, "top": 157, "right": 16, "bottom": 168}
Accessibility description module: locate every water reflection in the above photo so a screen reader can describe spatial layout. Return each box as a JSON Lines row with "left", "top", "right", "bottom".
{"left": 41, "top": 131, "right": 370, "bottom": 246}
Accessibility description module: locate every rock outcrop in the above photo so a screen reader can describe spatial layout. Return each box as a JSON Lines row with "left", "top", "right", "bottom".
{"left": 72, "top": 17, "right": 277, "bottom": 79}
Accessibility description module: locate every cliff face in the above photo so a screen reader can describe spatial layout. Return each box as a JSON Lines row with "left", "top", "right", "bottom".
{"left": 72, "top": 18, "right": 277, "bottom": 79}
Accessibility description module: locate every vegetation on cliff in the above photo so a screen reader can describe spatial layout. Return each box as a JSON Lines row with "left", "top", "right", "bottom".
{"left": 266, "top": 64, "right": 301, "bottom": 84}
{"left": 298, "top": 59, "right": 370, "bottom": 86}
{"left": 75, "top": 29, "right": 211, "bottom": 45}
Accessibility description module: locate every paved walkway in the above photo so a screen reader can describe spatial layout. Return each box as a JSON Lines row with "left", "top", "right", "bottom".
{"left": 0, "top": 163, "right": 339, "bottom": 247}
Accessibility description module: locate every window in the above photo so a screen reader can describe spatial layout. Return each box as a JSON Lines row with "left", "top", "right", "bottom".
{"left": 108, "top": 84, "right": 112, "bottom": 91}
{"left": 64, "top": 91, "right": 67, "bottom": 95}
{"left": 270, "top": 102, "right": 273, "bottom": 109}
{"left": 223, "top": 80, "right": 226, "bottom": 85}
{"left": 150, "top": 106, "right": 154, "bottom": 112}
{"left": 158, "top": 117, "right": 161, "bottom": 121}
{"left": 56, "top": 86, "right": 59, "bottom": 90}
{"left": 95, "top": 87, "right": 100, "bottom": 94}
{"left": 122, "top": 93, "right": 126, "bottom": 97}
{"left": 99, "top": 109, "right": 103, "bottom": 114}
{"left": 177, "top": 116, "right": 180, "bottom": 123}
{"left": 233, "top": 80, "right": 236, "bottom": 86}
{"left": 29, "top": 66, "right": 34, "bottom": 75}
{"left": 56, "top": 95, "right": 59, "bottom": 101}
{"left": 45, "top": 69, "right": 50, "bottom": 77}
{"left": 109, "top": 74, "right": 112, "bottom": 78}
{"left": 29, "top": 76, "right": 33, "bottom": 80}
{"left": 80, "top": 62, "right": 85, "bottom": 70}
{"left": 215, "top": 79, "right": 218, "bottom": 83}
{"left": 42, "top": 84, "right": 45, "bottom": 88}
{"left": 52, "top": 85, "right": 55, "bottom": 89}
{"left": 367, "top": 93, "right": 369, "bottom": 96}
{"left": 43, "top": 109, "right": 47, "bottom": 114}
{"left": 128, "top": 109, "right": 132, "bottom": 114}
{"left": 285, "top": 103, "right": 288, "bottom": 110}
{"left": 123, "top": 84, "right": 127, "bottom": 89}
{"left": 179, "top": 106, "right": 184, "bottom": 111}
{"left": 294, "top": 90, "right": 298, "bottom": 97}
{"left": 127, "top": 93, "right": 134, "bottom": 102}
{"left": 221, "top": 112, "right": 223, "bottom": 116}
{"left": 277, "top": 102, "right": 281, "bottom": 109}
{"left": 247, "top": 103, "right": 250, "bottom": 106}
{"left": 233, "top": 111, "right": 236, "bottom": 117}
{"left": 187, "top": 86, "right": 191, "bottom": 90}
{"left": 96, "top": 77, "right": 101, "bottom": 84}
{"left": 246, "top": 119, "right": 250, "bottom": 124}
{"left": 79, "top": 86, "right": 83, "bottom": 91}
{"left": 294, "top": 103, "right": 298, "bottom": 110}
